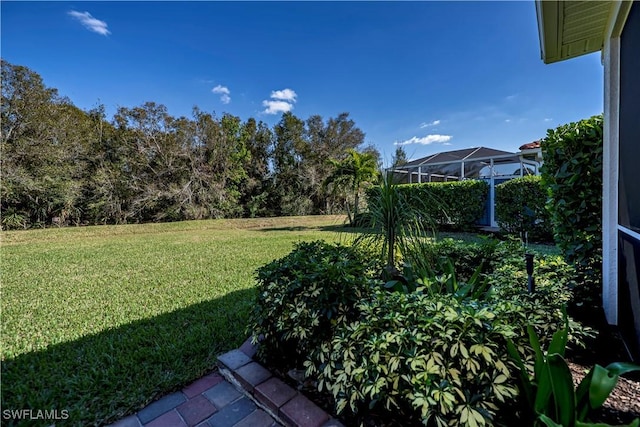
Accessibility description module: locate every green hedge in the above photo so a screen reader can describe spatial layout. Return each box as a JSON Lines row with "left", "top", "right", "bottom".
{"left": 495, "top": 176, "right": 553, "bottom": 243}
{"left": 366, "top": 180, "right": 489, "bottom": 231}
{"left": 540, "top": 115, "right": 603, "bottom": 306}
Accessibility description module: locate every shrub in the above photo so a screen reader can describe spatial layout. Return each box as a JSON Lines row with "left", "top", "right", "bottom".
{"left": 250, "top": 237, "right": 592, "bottom": 426}
{"left": 407, "top": 237, "right": 505, "bottom": 281}
{"left": 302, "top": 239, "right": 592, "bottom": 427}
{"left": 540, "top": 115, "right": 603, "bottom": 307}
{"left": 305, "top": 283, "right": 589, "bottom": 427}
{"left": 305, "top": 291, "right": 519, "bottom": 426}
{"left": 1, "top": 210, "right": 27, "bottom": 230}
{"left": 247, "top": 240, "right": 378, "bottom": 368}
{"left": 417, "top": 181, "right": 489, "bottom": 230}
{"left": 495, "top": 176, "right": 553, "bottom": 243}
{"left": 365, "top": 180, "right": 489, "bottom": 231}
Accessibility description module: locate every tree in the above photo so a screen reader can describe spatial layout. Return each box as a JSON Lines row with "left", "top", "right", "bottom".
{"left": 111, "top": 102, "right": 196, "bottom": 222}
{"left": 325, "top": 149, "right": 379, "bottom": 224}
{"left": 271, "top": 112, "right": 311, "bottom": 216}
{"left": 1, "top": 60, "right": 96, "bottom": 227}
{"left": 304, "top": 113, "right": 368, "bottom": 213}
{"left": 392, "top": 146, "right": 408, "bottom": 167}
{"left": 1, "top": 59, "right": 381, "bottom": 227}
{"left": 239, "top": 118, "right": 273, "bottom": 217}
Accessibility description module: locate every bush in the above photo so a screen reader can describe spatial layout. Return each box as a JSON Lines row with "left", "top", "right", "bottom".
{"left": 251, "top": 237, "right": 592, "bottom": 426}
{"left": 365, "top": 180, "right": 489, "bottom": 231}
{"left": 540, "top": 115, "right": 603, "bottom": 306}
{"left": 411, "top": 181, "right": 488, "bottom": 230}
{"left": 305, "top": 292, "right": 519, "bottom": 426}
{"left": 495, "top": 176, "right": 553, "bottom": 243}
{"left": 305, "top": 277, "right": 589, "bottom": 427}
{"left": 247, "top": 240, "right": 378, "bottom": 368}
{"left": 407, "top": 237, "right": 504, "bottom": 281}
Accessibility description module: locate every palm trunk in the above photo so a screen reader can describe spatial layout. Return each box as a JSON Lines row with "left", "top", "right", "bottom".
{"left": 345, "top": 202, "right": 353, "bottom": 225}
{"left": 353, "top": 192, "right": 359, "bottom": 220}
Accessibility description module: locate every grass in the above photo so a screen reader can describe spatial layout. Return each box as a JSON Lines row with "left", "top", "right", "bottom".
{"left": 436, "top": 231, "right": 560, "bottom": 256}
{"left": 1, "top": 215, "right": 347, "bottom": 426}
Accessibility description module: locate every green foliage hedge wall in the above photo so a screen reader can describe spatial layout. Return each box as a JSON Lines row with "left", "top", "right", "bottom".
{"left": 366, "top": 180, "right": 489, "bottom": 231}
{"left": 540, "top": 115, "right": 603, "bottom": 287}
{"left": 495, "top": 176, "right": 553, "bottom": 243}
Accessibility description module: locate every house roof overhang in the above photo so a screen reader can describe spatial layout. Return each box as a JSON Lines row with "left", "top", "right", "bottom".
{"left": 536, "top": 1, "right": 635, "bottom": 64}
{"left": 536, "top": 0, "right": 612, "bottom": 64}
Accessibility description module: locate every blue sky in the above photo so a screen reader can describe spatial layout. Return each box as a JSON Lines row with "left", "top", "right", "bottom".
{"left": 1, "top": 1, "right": 604, "bottom": 165}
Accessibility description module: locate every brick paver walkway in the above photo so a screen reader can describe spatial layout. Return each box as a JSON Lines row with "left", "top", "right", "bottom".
{"left": 108, "top": 339, "right": 343, "bottom": 427}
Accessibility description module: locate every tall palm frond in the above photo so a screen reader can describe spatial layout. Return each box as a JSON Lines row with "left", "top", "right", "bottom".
{"left": 325, "top": 149, "right": 379, "bottom": 223}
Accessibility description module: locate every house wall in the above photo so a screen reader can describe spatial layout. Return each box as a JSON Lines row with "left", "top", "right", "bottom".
{"left": 603, "top": 20, "right": 622, "bottom": 327}
{"left": 617, "top": 0, "right": 640, "bottom": 359}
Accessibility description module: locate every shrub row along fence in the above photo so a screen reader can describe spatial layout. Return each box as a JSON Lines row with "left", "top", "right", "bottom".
{"left": 368, "top": 112, "right": 602, "bottom": 250}
{"left": 495, "top": 175, "right": 553, "bottom": 243}
{"left": 365, "top": 180, "right": 489, "bottom": 231}
{"left": 365, "top": 178, "right": 552, "bottom": 239}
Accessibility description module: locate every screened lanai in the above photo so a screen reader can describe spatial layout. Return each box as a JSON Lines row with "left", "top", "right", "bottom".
{"left": 387, "top": 146, "right": 542, "bottom": 227}
{"left": 388, "top": 146, "right": 540, "bottom": 183}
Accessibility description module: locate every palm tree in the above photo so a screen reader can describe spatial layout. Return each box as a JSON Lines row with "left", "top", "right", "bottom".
{"left": 325, "top": 149, "right": 379, "bottom": 224}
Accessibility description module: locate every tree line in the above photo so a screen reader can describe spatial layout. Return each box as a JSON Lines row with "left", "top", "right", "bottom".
{"left": 1, "top": 60, "right": 381, "bottom": 229}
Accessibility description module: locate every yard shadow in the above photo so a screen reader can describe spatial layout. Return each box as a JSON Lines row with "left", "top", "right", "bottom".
{"left": 1, "top": 288, "right": 257, "bottom": 427}
{"left": 258, "top": 224, "right": 376, "bottom": 235}
{"left": 258, "top": 226, "right": 318, "bottom": 232}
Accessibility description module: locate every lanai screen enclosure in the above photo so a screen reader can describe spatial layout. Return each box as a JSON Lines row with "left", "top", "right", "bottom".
{"left": 388, "top": 147, "right": 539, "bottom": 184}
{"left": 387, "top": 146, "right": 541, "bottom": 227}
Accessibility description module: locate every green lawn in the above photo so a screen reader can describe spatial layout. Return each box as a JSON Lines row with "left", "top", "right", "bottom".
{"left": 1, "top": 215, "right": 347, "bottom": 426}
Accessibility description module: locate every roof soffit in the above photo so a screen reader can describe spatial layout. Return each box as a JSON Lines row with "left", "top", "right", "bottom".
{"left": 537, "top": 0, "right": 613, "bottom": 64}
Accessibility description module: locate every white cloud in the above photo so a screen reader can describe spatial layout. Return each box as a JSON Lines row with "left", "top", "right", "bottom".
{"left": 262, "top": 100, "right": 294, "bottom": 114}
{"left": 212, "top": 85, "right": 231, "bottom": 104}
{"left": 419, "top": 120, "right": 441, "bottom": 128}
{"left": 544, "top": 118, "right": 553, "bottom": 122}
{"left": 270, "top": 89, "right": 297, "bottom": 102}
{"left": 262, "top": 88, "right": 297, "bottom": 114}
{"left": 505, "top": 119, "right": 511, "bottom": 123}
{"left": 68, "top": 11, "right": 110, "bottom": 36}
{"left": 395, "top": 134, "right": 453, "bottom": 146}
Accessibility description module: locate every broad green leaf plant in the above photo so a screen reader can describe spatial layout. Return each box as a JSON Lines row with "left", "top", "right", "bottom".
{"left": 506, "top": 313, "right": 640, "bottom": 427}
